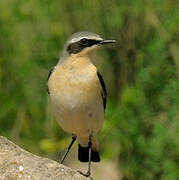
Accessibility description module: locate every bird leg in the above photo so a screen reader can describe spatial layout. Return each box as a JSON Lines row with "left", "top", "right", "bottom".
{"left": 79, "top": 132, "right": 93, "bottom": 177}
{"left": 86, "top": 133, "right": 93, "bottom": 177}
{"left": 60, "top": 135, "right": 77, "bottom": 164}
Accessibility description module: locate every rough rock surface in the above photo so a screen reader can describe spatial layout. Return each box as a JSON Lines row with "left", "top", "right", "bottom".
{"left": 0, "top": 136, "right": 90, "bottom": 180}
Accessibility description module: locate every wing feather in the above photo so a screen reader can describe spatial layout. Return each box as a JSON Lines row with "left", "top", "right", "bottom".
{"left": 97, "top": 72, "right": 107, "bottom": 111}
{"left": 47, "top": 66, "right": 55, "bottom": 94}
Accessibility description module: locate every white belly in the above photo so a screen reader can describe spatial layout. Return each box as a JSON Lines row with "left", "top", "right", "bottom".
{"left": 48, "top": 62, "right": 104, "bottom": 137}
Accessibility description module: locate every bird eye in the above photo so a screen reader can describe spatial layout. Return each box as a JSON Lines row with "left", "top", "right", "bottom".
{"left": 81, "top": 38, "right": 88, "bottom": 45}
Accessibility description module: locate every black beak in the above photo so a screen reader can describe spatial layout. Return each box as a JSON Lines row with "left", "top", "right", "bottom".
{"left": 99, "top": 39, "right": 116, "bottom": 45}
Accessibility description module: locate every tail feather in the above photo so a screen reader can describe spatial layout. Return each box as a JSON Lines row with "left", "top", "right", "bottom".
{"left": 78, "top": 144, "right": 100, "bottom": 162}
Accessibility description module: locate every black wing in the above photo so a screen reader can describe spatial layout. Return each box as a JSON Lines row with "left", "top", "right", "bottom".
{"left": 97, "top": 71, "right": 107, "bottom": 111}
{"left": 47, "top": 67, "right": 55, "bottom": 94}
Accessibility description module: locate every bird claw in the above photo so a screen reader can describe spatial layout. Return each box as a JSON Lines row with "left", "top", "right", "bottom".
{"left": 78, "top": 170, "right": 92, "bottom": 178}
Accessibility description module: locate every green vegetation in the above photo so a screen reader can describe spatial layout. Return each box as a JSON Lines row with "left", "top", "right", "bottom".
{"left": 0, "top": 0, "right": 178, "bottom": 179}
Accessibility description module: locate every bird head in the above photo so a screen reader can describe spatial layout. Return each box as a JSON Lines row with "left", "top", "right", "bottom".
{"left": 63, "top": 31, "right": 116, "bottom": 57}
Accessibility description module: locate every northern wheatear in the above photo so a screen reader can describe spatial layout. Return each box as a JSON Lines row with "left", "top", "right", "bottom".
{"left": 47, "top": 31, "right": 115, "bottom": 177}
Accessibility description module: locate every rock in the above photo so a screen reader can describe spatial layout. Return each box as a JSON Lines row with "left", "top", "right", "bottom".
{"left": 0, "top": 136, "right": 90, "bottom": 180}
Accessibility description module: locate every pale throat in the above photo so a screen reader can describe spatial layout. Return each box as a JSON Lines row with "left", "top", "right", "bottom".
{"left": 62, "top": 52, "right": 95, "bottom": 69}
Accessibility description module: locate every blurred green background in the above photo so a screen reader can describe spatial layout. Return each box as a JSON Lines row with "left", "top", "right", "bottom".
{"left": 0, "top": 0, "right": 179, "bottom": 179}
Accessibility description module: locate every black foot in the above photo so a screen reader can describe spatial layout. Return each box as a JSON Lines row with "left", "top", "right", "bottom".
{"left": 78, "top": 171, "right": 93, "bottom": 180}
{"left": 78, "top": 170, "right": 92, "bottom": 178}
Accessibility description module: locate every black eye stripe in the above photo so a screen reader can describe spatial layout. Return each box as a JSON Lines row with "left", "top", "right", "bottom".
{"left": 67, "top": 39, "right": 101, "bottom": 54}
{"left": 87, "top": 40, "right": 101, "bottom": 47}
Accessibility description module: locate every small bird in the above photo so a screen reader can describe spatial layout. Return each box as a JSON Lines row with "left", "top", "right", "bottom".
{"left": 47, "top": 31, "right": 115, "bottom": 177}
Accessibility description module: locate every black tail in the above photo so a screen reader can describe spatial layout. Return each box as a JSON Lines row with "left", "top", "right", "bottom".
{"left": 78, "top": 144, "right": 100, "bottom": 162}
